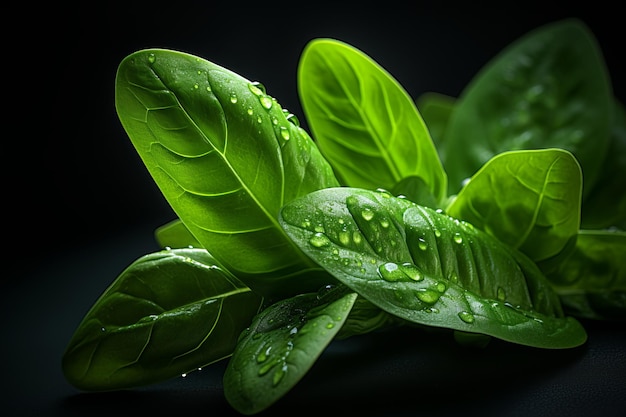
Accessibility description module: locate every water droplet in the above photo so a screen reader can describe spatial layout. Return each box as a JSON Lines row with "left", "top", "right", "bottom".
{"left": 147, "top": 53, "right": 156, "bottom": 63}
{"left": 257, "top": 116, "right": 263, "bottom": 123}
{"left": 100, "top": 327, "right": 106, "bottom": 332}
{"left": 418, "top": 238, "right": 428, "bottom": 250}
{"left": 285, "top": 113, "right": 300, "bottom": 126}
{"left": 258, "top": 359, "right": 277, "bottom": 376}
{"left": 206, "top": 86, "right": 212, "bottom": 92}
{"left": 260, "top": 96, "right": 272, "bottom": 109}
{"left": 230, "top": 93, "right": 238, "bottom": 104}
{"left": 361, "top": 208, "right": 374, "bottom": 221}
{"left": 435, "top": 281, "right": 446, "bottom": 293}
{"left": 453, "top": 233, "right": 463, "bottom": 244}
{"left": 279, "top": 126, "right": 290, "bottom": 140}
{"left": 193, "top": 84, "right": 199, "bottom": 89}
{"left": 339, "top": 231, "right": 351, "bottom": 246}
{"left": 314, "top": 224, "right": 325, "bottom": 233}
{"left": 248, "top": 82, "right": 266, "bottom": 96}
{"left": 399, "top": 262, "right": 423, "bottom": 281}
{"left": 376, "top": 188, "right": 392, "bottom": 198}
{"left": 353, "top": 232, "right": 362, "bottom": 244}
{"left": 247, "top": 108, "right": 254, "bottom": 115}
{"left": 326, "top": 323, "right": 335, "bottom": 329}
{"left": 379, "top": 219, "right": 390, "bottom": 228}
{"left": 309, "top": 232, "right": 331, "bottom": 248}
{"left": 273, "top": 365, "right": 287, "bottom": 386}
{"left": 434, "top": 229, "right": 442, "bottom": 238}
{"left": 289, "top": 326, "right": 298, "bottom": 335}
{"left": 416, "top": 289, "right": 440, "bottom": 304}
{"left": 378, "top": 262, "right": 406, "bottom": 281}
{"left": 181, "top": 373, "right": 187, "bottom": 378}
{"left": 448, "top": 272, "right": 459, "bottom": 284}
{"left": 458, "top": 311, "right": 475, "bottom": 324}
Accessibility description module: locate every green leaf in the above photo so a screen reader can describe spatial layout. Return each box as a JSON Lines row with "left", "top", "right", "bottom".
{"left": 548, "top": 229, "right": 626, "bottom": 320}
{"left": 442, "top": 19, "right": 613, "bottom": 196}
{"left": 415, "top": 91, "right": 456, "bottom": 162}
{"left": 446, "top": 148, "right": 582, "bottom": 262}
{"left": 62, "top": 248, "right": 264, "bottom": 391}
{"left": 298, "top": 38, "right": 447, "bottom": 204}
{"left": 115, "top": 49, "right": 339, "bottom": 299}
{"left": 223, "top": 286, "right": 357, "bottom": 415}
{"left": 154, "top": 218, "right": 202, "bottom": 249}
{"left": 580, "top": 99, "right": 626, "bottom": 230}
{"left": 279, "top": 187, "right": 587, "bottom": 349}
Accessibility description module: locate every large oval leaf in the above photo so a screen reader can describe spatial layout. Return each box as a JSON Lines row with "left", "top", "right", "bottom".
{"left": 223, "top": 286, "right": 357, "bottom": 415}
{"left": 442, "top": 19, "right": 612, "bottom": 196}
{"left": 115, "top": 49, "right": 339, "bottom": 299}
{"left": 298, "top": 39, "right": 447, "bottom": 204}
{"left": 279, "top": 187, "right": 586, "bottom": 349}
{"left": 62, "top": 248, "right": 264, "bottom": 391}
{"left": 446, "top": 148, "right": 582, "bottom": 262}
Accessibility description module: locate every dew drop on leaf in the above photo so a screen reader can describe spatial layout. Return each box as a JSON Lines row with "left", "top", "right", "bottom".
{"left": 361, "top": 208, "right": 374, "bottom": 221}
{"left": 416, "top": 289, "right": 440, "bottom": 304}
{"left": 453, "top": 233, "right": 463, "bottom": 244}
{"left": 309, "top": 232, "right": 331, "bottom": 248}
{"left": 458, "top": 311, "right": 475, "bottom": 324}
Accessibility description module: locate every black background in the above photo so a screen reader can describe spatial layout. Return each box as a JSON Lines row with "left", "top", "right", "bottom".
{"left": 5, "top": 2, "right": 625, "bottom": 416}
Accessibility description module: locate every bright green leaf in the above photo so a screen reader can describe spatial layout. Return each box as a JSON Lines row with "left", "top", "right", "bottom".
{"left": 279, "top": 187, "right": 586, "bottom": 349}
{"left": 115, "top": 49, "right": 339, "bottom": 299}
{"left": 298, "top": 39, "right": 447, "bottom": 204}
{"left": 62, "top": 248, "right": 264, "bottom": 391}
{"left": 446, "top": 148, "right": 582, "bottom": 262}
{"left": 154, "top": 218, "right": 201, "bottom": 249}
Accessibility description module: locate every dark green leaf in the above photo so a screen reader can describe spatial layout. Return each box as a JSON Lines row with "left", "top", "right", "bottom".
{"left": 580, "top": 99, "right": 626, "bottom": 230}
{"left": 446, "top": 148, "right": 582, "bottom": 262}
{"left": 298, "top": 38, "right": 447, "bottom": 204}
{"left": 548, "top": 229, "right": 626, "bottom": 320}
{"left": 279, "top": 187, "right": 587, "bottom": 349}
{"left": 442, "top": 19, "right": 613, "bottom": 196}
{"left": 62, "top": 248, "right": 264, "bottom": 391}
{"left": 415, "top": 91, "right": 456, "bottom": 162}
{"left": 223, "top": 286, "right": 357, "bottom": 415}
{"left": 115, "top": 49, "right": 339, "bottom": 299}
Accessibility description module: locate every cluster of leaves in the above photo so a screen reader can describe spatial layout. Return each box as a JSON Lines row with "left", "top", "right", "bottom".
{"left": 62, "top": 18, "right": 625, "bottom": 415}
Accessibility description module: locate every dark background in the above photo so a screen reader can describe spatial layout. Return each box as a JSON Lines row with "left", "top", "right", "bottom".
{"left": 5, "top": 2, "right": 625, "bottom": 416}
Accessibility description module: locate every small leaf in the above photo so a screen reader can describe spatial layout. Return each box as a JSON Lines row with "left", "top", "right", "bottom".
{"left": 154, "top": 218, "right": 201, "bottom": 249}
{"left": 298, "top": 38, "right": 447, "bottom": 204}
{"left": 223, "top": 286, "right": 357, "bottom": 415}
{"left": 446, "top": 148, "right": 582, "bottom": 262}
{"left": 62, "top": 248, "right": 264, "bottom": 391}
{"left": 279, "top": 187, "right": 587, "bottom": 349}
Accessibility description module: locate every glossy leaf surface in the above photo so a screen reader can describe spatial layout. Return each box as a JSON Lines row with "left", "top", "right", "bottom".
{"left": 298, "top": 39, "right": 447, "bottom": 204}
{"left": 280, "top": 187, "right": 586, "bottom": 348}
{"left": 62, "top": 248, "right": 264, "bottom": 391}
{"left": 155, "top": 218, "right": 202, "bottom": 249}
{"left": 442, "top": 19, "right": 612, "bottom": 196}
{"left": 548, "top": 230, "right": 626, "bottom": 320}
{"left": 115, "top": 49, "right": 339, "bottom": 298}
{"left": 224, "top": 287, "right": 357, "bottom": 415}
{"left": 446, "top": 148, "right": 582, "bottom": 262}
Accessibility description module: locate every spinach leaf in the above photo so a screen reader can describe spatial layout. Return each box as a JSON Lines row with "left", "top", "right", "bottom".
{"left": 223, "top": 286, "right": 357, "bottom": 415}
{"left": 279, "top": 187, "right": 587, "bottom": 349}
{"left": 446, "top": 148, "right": 582, "bottom": 263}
{"left": 115, "top": 49, "right": 339, "bottom": 299}
{"left": 580, "top": 100, "right": 626, "bottom": 230}
{"left": 154, "top": 218, "right": 201, "bottom": 249}
{"left": 547, "top": 229, "right": 626, "bottom": 320}
{"left": 62, "top": 248, "right": 264, "bottom": 391}
{"left": 415, "top": 91, "right": 456, "bottom": 162}
{"left": 442, "top": 19, "right": 613, "bottom": 197}
{"left": 298, "top": 38, "right": 448, "bottom": 205}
